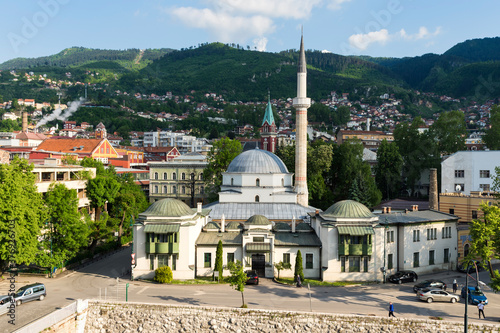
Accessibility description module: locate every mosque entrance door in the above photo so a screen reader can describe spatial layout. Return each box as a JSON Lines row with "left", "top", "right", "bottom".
{"left": 251, "top": 254, "right": 265, "bottom": 277}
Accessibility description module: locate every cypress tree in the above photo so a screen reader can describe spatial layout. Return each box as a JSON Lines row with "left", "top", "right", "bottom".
{"left": 294, "top": 250, "right": 304, "bottom": 282}
{"left": 214, "top": 240, "right": 223, "bottom": 281}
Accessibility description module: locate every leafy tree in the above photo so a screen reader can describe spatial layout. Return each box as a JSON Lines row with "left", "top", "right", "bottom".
{"left": 429, "top": 110, "right": 467, "bottom": 155}
{"left": 333, "top": 105, "right": 351, "bottom": 126}
{"left": 374, "top": 139, "right": 403, "bottom": 199}
{"left": 154, "top": 266, "right": 173, "bottom": 283}
{"left": 38, "top": 183, "right": 88, "bottom": 270}
{"left": 204, "top": 138, "right": 242, "bottom": 202}
{"left": 274, "top": 261, "right": 291, "bottom": 279}
{"left": 294, "top": 250, "right": 304, "bottom": 283}
{"left": 214, "top": 240, "right": 223, "bottom": 281}
{"left": 483, "top": 105, "right": 500, "bottom": 150}
{"left": 0, "top": 158, "right": 47, "bottom": 270}
{"left": 227, "top": 260, "right": 248, "bottom": 308}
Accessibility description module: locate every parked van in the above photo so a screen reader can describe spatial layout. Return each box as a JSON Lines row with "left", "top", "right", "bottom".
{"left": 14, "top": 283, "right": 46, "bottom": 306}
{"left": 0, "top": 295, "right": 14, "bottom": 315}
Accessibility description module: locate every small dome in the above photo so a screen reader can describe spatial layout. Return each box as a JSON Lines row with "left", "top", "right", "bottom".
{"left": 226, "top": 149, "right": 288, "bottom": 174}
{"left": 323, "top": 200, "right": 375, "bottom": 218}
{"left": 296, "top": 223, "right": 312, "bottom": 231}
{"left": 246, "top": 215, "right": 271, "bottom": 225}
{"left": 226, "top": 221, "right": 242, "bottom": 230}
{"left": 205, "top": 222, "right": 220, "bottom": 230}
{"left": 273, "top": 222, "right": 291, "bottom": 231}
{"left": 142, "top": 198, "right": 194, "bottom": 217}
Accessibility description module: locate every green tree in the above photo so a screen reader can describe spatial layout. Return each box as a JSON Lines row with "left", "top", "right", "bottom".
{"left": 0, "top": 158, "right": 47, "bottom": 270}
{"left": 38, "top": 183, "right": 88, "bottom": 270}
{"left": 333, "top": 105, "right": 350, "bottom": 126}
{"left": 374, "top": 139, "right": 403, "bottom": 199}
{"left": 274, "top": 261, "right": 291, "bottom": 280}
{"left": 214, "top": 240, "right": 223, "bottom": 281}
{"left": 483, "top": 105, "right": 500, "bottom": 150}
{"left": 430, "top": 110, "right": 467, "bottom": 155}
{"left": 294, "top": 250, "right": 304, "bottom": 282}
{"left": 227, "top": 260, "right": 248, "bottom": 308}
{"left": 204, "top": 137, "right": 242, "bottom": 202}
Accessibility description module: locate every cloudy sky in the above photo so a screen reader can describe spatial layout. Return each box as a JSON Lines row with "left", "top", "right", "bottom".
{"left": 0, "top": 0, "right": 499, "bottom": 63}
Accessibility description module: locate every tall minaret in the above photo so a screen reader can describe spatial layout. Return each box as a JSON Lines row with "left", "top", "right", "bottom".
{"left": 293, "top": 32, "right": 311, "bottom": 207}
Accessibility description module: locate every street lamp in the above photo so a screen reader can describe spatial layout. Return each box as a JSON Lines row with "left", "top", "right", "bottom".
{"left": 464, "top": 260, "right": 478, "bottom": 333}
{"left": 382, "top": 218, "right": 389, "bottom": 283}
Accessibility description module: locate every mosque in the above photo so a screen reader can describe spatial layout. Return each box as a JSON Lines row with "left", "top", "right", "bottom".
{"left": 132, "top": 36, "right": 458, "bottom": 282}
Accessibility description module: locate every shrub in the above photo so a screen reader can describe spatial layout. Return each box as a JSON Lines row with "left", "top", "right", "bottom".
{"left": 154, "top": 266, "right": 173, "bottom": 283}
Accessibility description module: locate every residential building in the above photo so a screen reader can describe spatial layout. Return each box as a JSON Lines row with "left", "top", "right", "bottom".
{"left": 336, "top": 130, "right": 393, "bottom": 151}
{"left": 36, "top": 138, "right": 119, "bottom": 164}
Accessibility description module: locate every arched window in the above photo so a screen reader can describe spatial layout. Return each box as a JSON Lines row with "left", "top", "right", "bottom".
{"left": 182, "top": 186, "right": 186, "bottom": 194}
{"left": 256, "top": 178, "right": 260, "bottom": 187}
{"left": 182, "top": 173, "right": 186, "bottom": 180}
{"left": 163, "top": 172, "right": 167, "bottom": 180}
{"left": 464, "top": 244, "right": 470, "bottom": 257}
{"left": 190, "top": 173, "right": 195, "bottom": 180}
{"left": 255, "top": 195, "right": 260, "bottom": 202}
{"left": 173, "top": 173, "right": 177, "bottom": 180}
{"left": 154, "top": 172, "right": 158, "bottom": 180}
{"left": 200, "top": 173, "right": 204, "bottom": 181}
{"left": 154, "top": 185, "right": 158, "bottom": 193}
{"left": 200, "top": 186, "right": 204, "bottom": 194}
{"left": 281, "top": 178, "right": 284, "bottom": 187}
{"left": 231, "top": 178, "right": 234, "bottom": 186}
{"left": 172, "top": 186, "right": 177, "bottom": 194}
{"left": 163, "top": 185, "right": 168, "bottom": 194}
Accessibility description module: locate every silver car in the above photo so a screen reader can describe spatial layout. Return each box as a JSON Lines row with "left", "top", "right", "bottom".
{"left": 0, "top": 296, "right": 14, "bottom": 316}
{"left": 417, "top": 288, "right": 460, "bottom": 303}
{"left": 14, "top": 283, "right": 46, "bottom": 306}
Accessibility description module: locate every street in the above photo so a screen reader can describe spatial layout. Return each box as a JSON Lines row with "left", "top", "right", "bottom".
{"left": 1, "top": 247, "right": 499, "bottom": 332}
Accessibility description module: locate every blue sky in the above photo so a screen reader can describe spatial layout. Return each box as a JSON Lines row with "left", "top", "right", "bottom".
{"left": 1, "top": 0, "right": 499, "bottom": 64}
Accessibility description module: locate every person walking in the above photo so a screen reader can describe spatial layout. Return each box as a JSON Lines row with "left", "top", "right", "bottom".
{"left": 296, "top": 275, "right": 302, "bottom": 288}
{"left": 478, "top": 301, "right": 486, "bottom": 319}
{"left": 389, "top": 302, "right": 396, "bottom": 317}
{"left": 453, "top": 279, "right": 458, "bottom": 293}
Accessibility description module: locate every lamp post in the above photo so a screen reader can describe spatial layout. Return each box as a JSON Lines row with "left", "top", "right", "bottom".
{"left": 464, "top": 260, "right": 478, "bottom": 333}
{"left": 383, "top": 218, "right": 389, "bottom": 283}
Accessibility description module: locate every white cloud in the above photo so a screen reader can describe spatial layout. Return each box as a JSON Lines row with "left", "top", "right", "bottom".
{"left": 399, "top": 26, "right": 442, "bottom": 40}
{"left": 321, "top": 49, "right": 332, "bottom": 53}
{"left": 327, "top": 0, "right": 352, "bottom": 10}
{"left": 171, "top": 7, "right": 275, "bottom": 42}
{"left": 348, "top": 29, "right": 390, "bottom": 50}
{"left": 208, "top": 0, "right": 322, "bottom": 19}
{"left": 253, "top": 37, "right": 268, "bottom": 51}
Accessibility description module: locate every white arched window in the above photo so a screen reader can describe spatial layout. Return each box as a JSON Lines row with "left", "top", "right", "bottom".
{"left": 231, "top": 178, "right": 234, "bottom": 186}
{"left": 163, "top": 185, "right": 168, "bottom": 194}
{"left": 182, "top": 173, "right": 186, "bottom": 180}
{"left": 256, "top": 178, "right": 260, "bottom": 187}
{"left": 172, "top": 186, "right": 177, "bottom": 194}
{"left": 163, "top": 172, "right": 167, "bottom": 180}
{"left": 255, "top": 195, "right": 260, "bottom": 202}
{"left": 173, "top": 173, "right": 177, "bottom": 180}
{"left": 154, "top": 185, "right": 158, "bottom": 193}
{"left": 154, "top": 172, "right": 158, "bottom": 180}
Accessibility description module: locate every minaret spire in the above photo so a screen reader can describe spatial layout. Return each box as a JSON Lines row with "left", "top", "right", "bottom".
{"left": 293, "top": 31, "right": 311, "bottom": 206}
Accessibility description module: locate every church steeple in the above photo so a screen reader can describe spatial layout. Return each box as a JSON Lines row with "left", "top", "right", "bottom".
{"left": 260, "top": 90, "right": 277, "bottom": 153}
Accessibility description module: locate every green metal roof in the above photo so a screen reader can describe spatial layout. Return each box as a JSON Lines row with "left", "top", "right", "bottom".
{"left": 141, "top": 198, "right": 195, "bottom": 218}
{"left": 323, "top": 200, "right": 376, "bottom": 219}
{"left": 226, "top": 221, "right": 243, "bottom": 230}
{"left": 246, "top": 215, "right": 271, "bottom": 225}
{"left": 274, "top": 232, "right": 322, "bottom": 247}
{"left": 144, "top": 224, "right": 180, "bottom": 234}
{"left": 261, "top": 93, "right": 275, "bottom": 126}
{"left": 246, "top": 242, "right": 271, "bottom": 252}
{"left": 205, "top": 222, "right": 220, "bottom": 230}
{"left": 273, "top": 222, "right": 291, "bottom": 231}
{"left": 337, "top": 226, "right": 374, "bottom": 235}
{"left": 196, "top": 232, "right": 242, "bottom": 245}
{"left": 295, "top": 223, "right": 311, "bottom": 231}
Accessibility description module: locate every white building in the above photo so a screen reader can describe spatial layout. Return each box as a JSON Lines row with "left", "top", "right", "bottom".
{"left": 441, "top": 150, "right": 500, "bottom": 194}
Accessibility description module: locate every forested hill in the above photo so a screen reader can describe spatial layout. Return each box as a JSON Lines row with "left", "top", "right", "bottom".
{"left": 362, "top": 37, "right": 500, "bottom": 99}
{"left": 0, "top": 47, "right": 174, "bottom": 70}
{"left": 116, "top": 42, "right": 405, "bottom": 101}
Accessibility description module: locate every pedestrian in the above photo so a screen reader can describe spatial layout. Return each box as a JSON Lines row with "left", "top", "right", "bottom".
{"left": 296, "top": 274, "right": 302, "bottom": 288}
{"left": 389, "top": 302, "right": 396, "bottom": 317}
{"left": 453, "top": 279, "right": 458, "bottom": 293}
{"left": 478, "top": 301, "right": 486, "bottom": 319}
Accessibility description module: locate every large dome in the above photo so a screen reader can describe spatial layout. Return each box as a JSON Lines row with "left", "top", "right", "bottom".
{"left": 141, "top": 198, "right": 194, "bottom": 217}
{"left": 323, "top": 200, "right": 375, "bottom": 219}
{"left": 226, "top": 149, "right": 288, "bottom": 174}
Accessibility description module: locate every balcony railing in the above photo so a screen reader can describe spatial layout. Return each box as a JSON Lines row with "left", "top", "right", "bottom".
{"left": 146, "top": 242, "right": 179, "bottom": 254}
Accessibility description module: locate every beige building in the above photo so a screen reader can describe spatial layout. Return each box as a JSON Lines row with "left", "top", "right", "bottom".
{"left": 148, "top": 153, "right": 207, "bottom": 207}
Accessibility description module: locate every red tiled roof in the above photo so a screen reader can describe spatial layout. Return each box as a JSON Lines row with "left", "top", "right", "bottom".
{"left": 16, "top": 132, "right": 47, "bottom": 140}
{"left": 36, "top": 138, "right": 104, "bottom": 153}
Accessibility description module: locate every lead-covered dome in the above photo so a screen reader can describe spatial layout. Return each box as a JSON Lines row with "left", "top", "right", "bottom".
{"left": 323, "top": 200, "right": 375, "bottom": 219}
{"left": 141, "top": 198, "right": 195, "bottom": 218}
{"left": 226, "top": 149, "right": 288, "bottom": 174}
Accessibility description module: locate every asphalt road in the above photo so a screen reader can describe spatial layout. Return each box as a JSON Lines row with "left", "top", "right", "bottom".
{"left": 1, "top": 248, "right": 499, "bottom": 332}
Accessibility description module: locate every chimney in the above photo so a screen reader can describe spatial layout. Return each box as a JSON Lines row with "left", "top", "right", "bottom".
{"left": 415, "top": 205, "right": 419, "bottom": 211}
{"left": 292, "top": 215, "right": 296, "bottom": 233}
{"left": 220, "top": 214, "right": 225, "bottom": 233}
{"left": 382, "top": 207, "right": 387, "bottom": 214}
{"left": 22, "top": 112, "right": 28, "bottom": 132}
{"left": 429, "top": 168, "right": 438, "bottom": 210}
{"left": 388, "top": 207, "right": 391, "bottom": 213}
{"left": 197, "top": 202, "right": 202, "bottom": 213}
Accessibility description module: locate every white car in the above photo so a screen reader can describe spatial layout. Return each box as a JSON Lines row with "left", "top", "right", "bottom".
{"left": 0, "top": 295, "right": 14, "bottom": 316}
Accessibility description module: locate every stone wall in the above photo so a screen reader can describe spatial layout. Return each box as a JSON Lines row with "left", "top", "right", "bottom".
{"left": 84, "top": 301, "right": 500, "bottom": 333}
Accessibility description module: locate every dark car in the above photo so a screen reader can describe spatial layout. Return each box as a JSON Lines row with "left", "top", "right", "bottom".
{"left": 387, "top": 270, "right": 418, "bottom": 284}
{"left": 413, "top": 279, "right": 447, "bottom": 292}
{"left": 458, "top": 261, "right": 484, "bottom": 273}
{"left": 245, "top": 270, "right": 259, "bottom": 285}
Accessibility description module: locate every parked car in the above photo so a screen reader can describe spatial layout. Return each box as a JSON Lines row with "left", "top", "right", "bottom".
{"left": 461, "top": 286, "right": 488, "bottom": 305}
{"left": 458, "top": 261, "right": 484, "bottom": 273}
{"left": 413, "top": 280, "right": 447, "bottom": 292}
{"left": 0, "top": 295, "right": 13, "bottom": 316}
{"left": 14, "top": 283, "right": 46, "bottom": 306}
{"left": 245, "top": 270, "right": 259, "bottom": 285}
{"left": 387, "top": 270, "right": 418, "bottom": 284}
{"left": 417, "top": 288, "right": 460, "bottom": 303}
